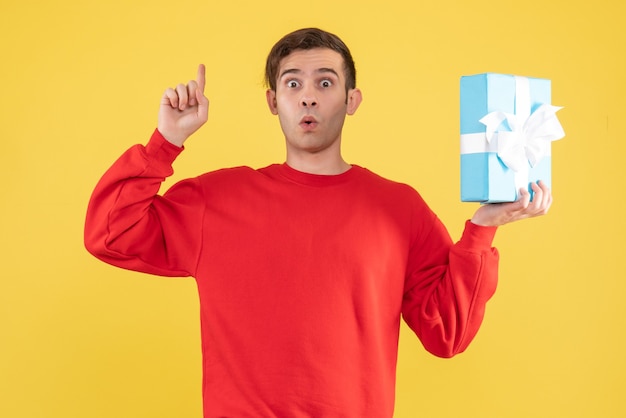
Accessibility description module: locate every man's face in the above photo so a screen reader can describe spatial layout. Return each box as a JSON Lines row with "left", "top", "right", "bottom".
{"left": 266, "top": 48, "right": 361, "bottom": 162}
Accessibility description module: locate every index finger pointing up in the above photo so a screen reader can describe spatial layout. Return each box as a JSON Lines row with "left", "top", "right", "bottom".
{"left": 197, "top": 64, "right": 206, "bottom": 93}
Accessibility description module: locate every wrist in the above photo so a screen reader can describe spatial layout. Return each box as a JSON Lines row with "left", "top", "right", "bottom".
{"left": 470, "top": 216, "right": 497, "bottom": 227}
{"left": 150, "top": 129, "right": 185, "bottom": 153}
{"left": 157, "top": 128, "right": 186, "bottom": 148}
{"left": 470, "top": 211, "right": 493, "bottom": 227}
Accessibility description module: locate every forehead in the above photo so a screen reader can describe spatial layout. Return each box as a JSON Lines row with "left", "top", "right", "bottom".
{"left": 278, "top": 48, "right": 345, "bottom": 77}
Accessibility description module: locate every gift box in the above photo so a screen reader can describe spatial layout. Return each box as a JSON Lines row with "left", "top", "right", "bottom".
{"left": 460, "top": 73, "right": 565, "bottom": 203}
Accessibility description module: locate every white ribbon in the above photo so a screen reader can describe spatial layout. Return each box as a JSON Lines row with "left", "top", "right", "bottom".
{"left": 477, "top": 76, "right": 565, "bottom": 191}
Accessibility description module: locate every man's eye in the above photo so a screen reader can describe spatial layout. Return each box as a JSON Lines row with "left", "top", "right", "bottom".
{"left": 287, "top": 80, "right": 300, "bottom": 88}
{"left": 320, "top": 80, "right": 332, "bottom": 88}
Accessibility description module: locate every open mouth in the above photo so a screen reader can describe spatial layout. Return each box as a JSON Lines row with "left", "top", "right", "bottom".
{"left": 300, "top": 116, "right": 318, "bottom": 128}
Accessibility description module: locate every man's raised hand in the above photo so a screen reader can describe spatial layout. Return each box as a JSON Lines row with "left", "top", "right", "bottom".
{"left": 158, "top": 64, "right": 209, "bottom": 147}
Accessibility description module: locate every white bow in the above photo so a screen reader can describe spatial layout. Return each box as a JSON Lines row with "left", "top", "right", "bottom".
{"left": 479, "top": 76, "right": 565, "bottom": 173}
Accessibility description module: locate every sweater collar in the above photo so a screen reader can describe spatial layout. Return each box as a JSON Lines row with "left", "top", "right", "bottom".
{"left": 274, "top": 163, "right": 361, "bottom": 187}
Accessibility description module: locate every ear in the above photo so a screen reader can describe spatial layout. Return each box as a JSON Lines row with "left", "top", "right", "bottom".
{"left": 266, "top": 89, "right": 278, "bottom": 115}
{"left": 346, "top": 88, "right": 362, "bottom": 115}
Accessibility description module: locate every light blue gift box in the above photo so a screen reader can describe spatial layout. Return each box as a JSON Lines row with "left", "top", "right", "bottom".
{"left": 460, "top": 73, "right": 556, "bottom": 203}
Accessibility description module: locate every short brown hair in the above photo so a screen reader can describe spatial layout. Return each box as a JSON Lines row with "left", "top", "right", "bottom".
{"left": 264, "top": 28, "right": 357, "bottom": 92}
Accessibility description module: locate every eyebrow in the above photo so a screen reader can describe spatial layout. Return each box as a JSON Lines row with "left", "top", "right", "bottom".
{"left": 279, "top": 67, "right": 340, "bottom": 80}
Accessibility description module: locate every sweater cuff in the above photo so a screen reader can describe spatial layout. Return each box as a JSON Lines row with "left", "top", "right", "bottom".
{"left": 144, "top": 129, "right": 184, "bottom": 165}
{"left": 459, "top": 220, "right": 497, "bottom": 249}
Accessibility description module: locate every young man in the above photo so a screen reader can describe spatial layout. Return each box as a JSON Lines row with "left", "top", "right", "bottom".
{"left": 85, "top": 28, "right": 551, "bottom": 417}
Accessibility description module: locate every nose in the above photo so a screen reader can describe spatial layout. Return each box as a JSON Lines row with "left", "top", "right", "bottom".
{"left": 300, "top": 86, "right": 318, "bottom": 108}
{"left": 301, "top": 97, "right": 317, "bottom": 107}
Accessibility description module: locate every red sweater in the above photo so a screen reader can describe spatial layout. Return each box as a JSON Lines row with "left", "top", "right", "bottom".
{"left": 84, "top": 130, "right": 499, "bottom": 417}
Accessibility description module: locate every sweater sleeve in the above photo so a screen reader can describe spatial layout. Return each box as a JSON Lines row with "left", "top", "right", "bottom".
{"left": 84, "top": 129, "right": 204, "bottom": 277}
{"left": 402, "top": 216, "right": 499, "bottom": 358}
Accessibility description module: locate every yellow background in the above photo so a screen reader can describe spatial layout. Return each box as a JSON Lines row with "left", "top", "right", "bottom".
{"left": 1, "top": 0, "right": 624, "bottom": 416}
